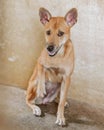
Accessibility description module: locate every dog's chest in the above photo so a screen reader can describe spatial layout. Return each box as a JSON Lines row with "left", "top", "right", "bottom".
{"left": 45, "top": 67, "right": 65, "bottom": 82}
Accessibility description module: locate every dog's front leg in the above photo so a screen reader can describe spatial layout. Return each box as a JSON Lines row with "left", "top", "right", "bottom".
{"left": 37, "top": 63, "right": 46, "bottom": 97}
{"left": 56, "top": 76, "right": 71, "bottom": 126}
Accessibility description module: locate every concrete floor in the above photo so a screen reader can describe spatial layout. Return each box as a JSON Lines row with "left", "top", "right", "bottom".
{"left": 0, "top": 85, "right": 104, "bottom": 130}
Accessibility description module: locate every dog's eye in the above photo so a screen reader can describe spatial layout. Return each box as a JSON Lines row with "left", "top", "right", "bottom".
{"left": 46, "top": 30, "right": 51, "bottom": 35}
{"left": 57, "top": 31, "right": 64, "bottom": 37}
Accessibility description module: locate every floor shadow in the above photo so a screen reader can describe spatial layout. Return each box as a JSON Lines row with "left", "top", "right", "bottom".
{"left": 37, "top": 99, "right": 104, "bottom": 127}
{"left": 37, "top": 102, "right": 58, "bottom": 116}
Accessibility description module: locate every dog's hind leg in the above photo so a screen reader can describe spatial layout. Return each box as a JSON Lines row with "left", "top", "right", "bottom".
{"left": 26, "top": 83, "right": 41, "bottom": 116}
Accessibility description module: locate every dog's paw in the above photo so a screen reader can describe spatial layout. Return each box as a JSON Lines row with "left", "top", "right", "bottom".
{"left": 33, "top": 106, "right": 41, "bottom": 116}
{"left": 37, "top": 85, "right": 46, "bottom": 98}
{"left": 55, "top": 116, "right": 66, "bottom": 126}
{"left": 37, "top": 90, "right": 43, "bottom": 98}
{"left": 65, "top": 101, "right": 70, "bottom": 107}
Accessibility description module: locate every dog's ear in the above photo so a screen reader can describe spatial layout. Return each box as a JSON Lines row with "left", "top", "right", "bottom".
{"left": 65, "top": 8, "right": 78, "bottom": 27}
{"left": 39, "top": 7, "right": 52, "bottom": 25}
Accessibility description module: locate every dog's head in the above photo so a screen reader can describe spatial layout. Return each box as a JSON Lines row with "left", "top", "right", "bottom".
{"left": 39, "top": 7, "right": 78, "bottom": 57}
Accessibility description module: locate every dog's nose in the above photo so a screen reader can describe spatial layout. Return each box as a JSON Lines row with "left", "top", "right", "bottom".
{"left": 47, "top": 45, "right": 54, "bottom": 52}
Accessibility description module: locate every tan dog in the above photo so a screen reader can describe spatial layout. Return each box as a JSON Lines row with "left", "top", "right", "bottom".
{"left": 26, "top": 7, "right": 78, "bottom": 126}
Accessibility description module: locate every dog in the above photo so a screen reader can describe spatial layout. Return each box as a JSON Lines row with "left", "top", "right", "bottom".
{"left": 26, "top": 7, "right": 78, "bottom": 126}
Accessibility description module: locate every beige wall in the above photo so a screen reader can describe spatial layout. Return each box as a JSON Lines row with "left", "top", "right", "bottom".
{"left": 0, "top": 0, "right": 104, "bottom": 107}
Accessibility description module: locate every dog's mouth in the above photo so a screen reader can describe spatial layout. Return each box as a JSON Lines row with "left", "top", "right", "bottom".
{"left": 47, "top": 45, "right": 62, "bottom": 57}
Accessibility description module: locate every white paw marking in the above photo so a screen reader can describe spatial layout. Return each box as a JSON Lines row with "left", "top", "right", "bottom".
{"left": 33, "top": 106, "right": 41, "bottom": 116}
{"left": 55, "top": 117, "right": 66, "bottom": 126}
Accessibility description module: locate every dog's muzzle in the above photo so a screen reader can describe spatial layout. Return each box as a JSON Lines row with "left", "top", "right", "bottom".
{"left": 46, "top": 45, "right": 62, "bottom": 57}
{"left": 47, "top": 45, "right": 54, "bottom": 52}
